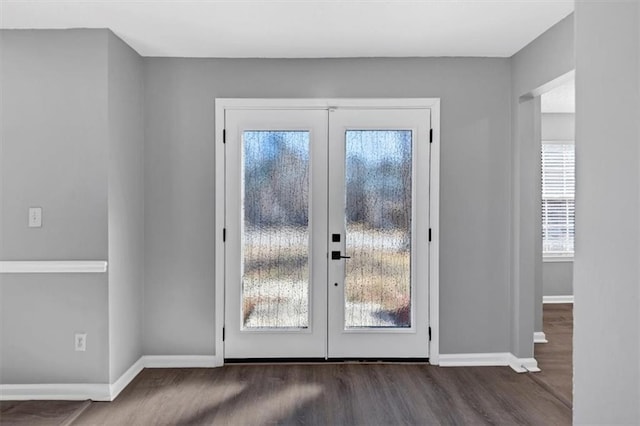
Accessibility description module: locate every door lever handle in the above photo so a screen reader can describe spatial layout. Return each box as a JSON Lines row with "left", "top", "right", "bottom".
{"left": 331, "top": 251, "right": 351, "bottom": 260}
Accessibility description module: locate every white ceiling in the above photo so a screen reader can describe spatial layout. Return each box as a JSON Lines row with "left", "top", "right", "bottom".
{"left": 0, "top": 0, "right": 574, "bottom": 58}
{"left": 542, "top": 80, "right": 575, "bottom": 113}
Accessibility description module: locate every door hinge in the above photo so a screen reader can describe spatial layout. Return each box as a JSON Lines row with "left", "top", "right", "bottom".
{"left": 223, "top": 228, "right": 226, "bottom": 242}
{"left": 428, "top": 326, "right": 432, "bottom": 341}
{"left": 429, "top": 128, "right": 433, "bottom": 143}
{"left": 223, "top": 129, "right": 226, "bottom": 144}
{"left": 222, "top": 327, "right": 225, "bottom": 341}
{"left": 428, "top": 228, "right": 432, "bottom": 242}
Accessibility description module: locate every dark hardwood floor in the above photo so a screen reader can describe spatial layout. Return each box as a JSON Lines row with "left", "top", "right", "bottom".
{"left": 532, "top": 303, "right": 573, "bottom": 407}
{"left": 79, "top": 365, "right": 571, "bottom": 425}
{"left": 1, "top": 305, "right": 574, "bottom": 425}
{"left": 0, "top": 400, "right": 90, "bottom": 426}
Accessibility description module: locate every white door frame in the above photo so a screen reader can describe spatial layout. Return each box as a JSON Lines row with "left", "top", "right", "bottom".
{"left": 214, "top": 98, "right": 440, "bottom": 365}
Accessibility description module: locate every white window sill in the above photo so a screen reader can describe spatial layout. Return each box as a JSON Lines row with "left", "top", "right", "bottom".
{"left": 543, "top": 256, "right": 574, "bottom": 263}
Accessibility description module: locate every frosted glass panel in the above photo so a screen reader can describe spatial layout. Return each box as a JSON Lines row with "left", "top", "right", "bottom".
{"left": 242, "top": 131, "right": 310, "bottom": 329}
{"left": 344, "top": 131, "right": 412, "bottom": 328}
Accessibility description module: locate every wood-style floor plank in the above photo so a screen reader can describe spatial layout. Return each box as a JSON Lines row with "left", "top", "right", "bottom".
{"left": 0, "top": 400, "right": 89, "bottom": 426}
{"left": 70, "top": 364, "right": 570, "bottom": 425}
{"left": 533, "top": 303, "right": 573, "bottom": 406}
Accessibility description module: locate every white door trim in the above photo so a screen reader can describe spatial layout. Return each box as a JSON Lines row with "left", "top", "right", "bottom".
{"left": 214, "top": 98, "right": 440, "bottom": 364}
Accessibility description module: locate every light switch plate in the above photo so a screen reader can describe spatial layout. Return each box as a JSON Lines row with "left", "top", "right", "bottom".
{"left": 75, "top": 333, "right": 87, "bottom": 352}
{"left": 28, "top": 207, "right": 42, "bottom": 227}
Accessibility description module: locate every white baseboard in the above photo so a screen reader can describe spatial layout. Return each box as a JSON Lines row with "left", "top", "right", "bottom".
{"left": 109, "top": 357, "right": 145, "bottom": 401}
{"left": 534, "top": 331, "right": 548, "bottom": 344}
{"left": 0, "top": 354, "right": 223, "bottom": 401}
{"left": 508, "top": 354, "right": 541, "bottom": 373}
{"left": 439, "top": 352, "right": 540, "bottom": 373}
{"left": 0, "top": 383, "right": 111, "bottom": 401}
{"left": 141, "top": 355, "right": 222, "bottom": 368}
{"left": 439, "top": 352, "right": 512, "bottom": 367}
{"left": 543, "top": 295, "right": 574, "bottom": 304}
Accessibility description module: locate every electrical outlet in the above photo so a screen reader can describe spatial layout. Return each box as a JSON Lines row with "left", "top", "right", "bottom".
{"left": 75, "top": 333, "right": 87, "bottom": 352}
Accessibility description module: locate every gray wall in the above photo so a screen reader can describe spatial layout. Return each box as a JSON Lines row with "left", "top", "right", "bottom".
{"left": 541, "top": 113, "right": 574, "bottom": 297}
{"left": 542, "top": 262, "right": 573, "bottom": 297}
{"left": 510, "top": 14, "right": 574, "bottom": 356}
{"left": 574, "top": 1, "right": 640, "bottom": 423}
{"left": 0, "top": 29, "right": 145, "bottom": 385}
{"left": 0, "top": 30, "right": 110, "bottom": 383}
{"left": 143, "top": 57, "right": 513, "bottom": 356}
{"left": 541, "top": 113, "right": 574, "bottom": 141}
{"left": 107, "top": 33, "right": 144, "bottom": 383}
{"left": 0, "top": 18, "right": 578, "bottom": 385}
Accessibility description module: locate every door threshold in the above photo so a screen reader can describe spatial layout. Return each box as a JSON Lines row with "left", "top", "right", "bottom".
{"left": 224, "top": 357, "right": 430, "bottom": 365}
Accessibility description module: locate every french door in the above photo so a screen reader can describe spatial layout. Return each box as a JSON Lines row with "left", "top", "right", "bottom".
{"left": 223, "top": 105, "right": 431, "bottom": 359}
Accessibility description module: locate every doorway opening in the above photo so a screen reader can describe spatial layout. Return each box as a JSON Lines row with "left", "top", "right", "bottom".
{"left": 535, "top": 78, "right": 575, "bottom": 406}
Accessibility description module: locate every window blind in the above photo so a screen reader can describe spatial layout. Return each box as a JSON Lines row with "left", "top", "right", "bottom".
{"left": 541, "top": 142, "right": 575, "bottom": 256}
